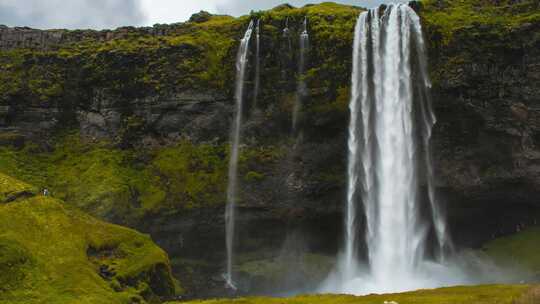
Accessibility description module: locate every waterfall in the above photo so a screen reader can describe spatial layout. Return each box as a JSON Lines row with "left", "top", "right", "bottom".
{"left": 408, "top": 10, "right": 452, "bottom": 258}
{"left": 333, "top": 4, "right": 455, "bottom": 294}
{"left": 253, "top": 20, "right": 261, "bottom": 111}
{"left": 342, "top": 10, "right": 367, "bottom": 282}
{"left": 292, "top": 17, "right": 309, "bottom": 134}
{"left": 224, "top": 20, "right": 254, "bottom": 290}
{"left": 283, "top": 17, "right": 292, "bottom": 52}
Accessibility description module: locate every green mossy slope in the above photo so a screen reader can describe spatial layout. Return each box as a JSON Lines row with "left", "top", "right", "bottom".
{"left": 416, "top": 0, "right": 540, "bottom": 94}
{"left": 0, "top": 134, "right": 229, "bottom": 222}
{"left": 0, "top": 133, "right": 284, "bottom": 222}
{"left": 171, "top": 285, "right": 537, "bottom": 304}
{"left": 0, "top": 172, "right": 177, "bottom": 304}
{"left": 0, "top": 172, "right": 37, "bottom": 203}
{"left": 482, "top": 226, "right": 540, "bottom": 279}
{"left": 421, "top": 0, "right": 540, "bottom": 45}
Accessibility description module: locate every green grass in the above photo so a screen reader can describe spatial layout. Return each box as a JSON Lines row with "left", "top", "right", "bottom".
{"left": 0, "top": 172, "right": 177, "bottom": 303}
{"left": 0, "top": 172, "right": 37, "bottom": 203}
{"left": 421, "top": 0, "right": 540, "bottom": 45}
{"left": 0, "top": 11, "right": 245, "bottom": 103}
{"left": 169, "top": 285, "right": 536, "bottom": 304}
{"left": 149, "top": 141, "right": 228, "bottom": 210}
{"left": 482, "top": 226, "right": 540, "bottom": 278}
{"left": 0, "top": 133, "right": 288, "bottom": 221}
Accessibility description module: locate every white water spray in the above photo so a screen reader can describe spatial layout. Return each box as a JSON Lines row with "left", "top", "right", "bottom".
{"left": 253, "top": 19, "right": 261, "bottom": 111}
{"left": 283, "top": 17, "right": 292, "bottom": 52}
{"left": 292, "top": 17, "right": 309, "bottom": 134}
{"left": 225, "top": 20, "right": 254, "bottom": 289}
{"left": 326, "top": 4, "right": 459, "bottom": 295}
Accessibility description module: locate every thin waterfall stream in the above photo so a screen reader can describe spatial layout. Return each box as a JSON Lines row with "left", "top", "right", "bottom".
{"left": 253, "top": 19, "right": 261, "bottom": 112}
{"left": 283, "top": 17, "right": 292, "bottom": 52}
{"left": 224, "top": 20, "right": 254, "bottom": 290}
{"left": 292, "top": 17, "right": 309, "bottom": 135}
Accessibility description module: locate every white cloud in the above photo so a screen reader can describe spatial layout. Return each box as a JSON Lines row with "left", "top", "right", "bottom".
{"left": 0, "top": 0, "right": 146, "bottom": 29}
{"left": 213, "top": 0, "right": 407, "bottom": 16}
{"left": 0, "top": 0, "right": 408, "bottom": 29}
{"left": 140, "top": 0, "right": 218, "bottom": 26}
{"left": 139, "top": 0, "right": 407, "bottom": 26}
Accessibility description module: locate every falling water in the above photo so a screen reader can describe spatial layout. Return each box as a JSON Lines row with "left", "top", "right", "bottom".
{"left": 342, "top": 11, "right": 367, "bottom": 282}
{"left": 334, "top": 4, "right": 454, "bottom": 294}
{"left": 409, "top": 10, "right": 452, "bottom": 258}
{"left": 283, "top": 17, "right": 292, "bottom": 52}
{"left": 225, "top": 20, "right": 254, "bottom": 290}
{"left": 292, "top": 17, "right": 309, "bottom": 134}
{"left": 253, "top": 20, "right": 261, "bottom": 111}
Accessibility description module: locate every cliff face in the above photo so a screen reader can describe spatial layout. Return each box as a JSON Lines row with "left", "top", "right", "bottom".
{"left": 0, "top": 0, "right": 539, "bottom": 297}
{"left": 421, "top": 0, "right": 540, "bottom": 246}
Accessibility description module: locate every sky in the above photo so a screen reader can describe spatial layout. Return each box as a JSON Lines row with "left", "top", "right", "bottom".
{"left": 0, "top": 0, "right": 405, "bottom": 30}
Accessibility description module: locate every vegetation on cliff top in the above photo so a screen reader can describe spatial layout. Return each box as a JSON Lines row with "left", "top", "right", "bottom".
{"left": 1, "top": 0, "right": 538, "bottom": 112}
{"left": 0, "top": 2, "right": 360, "bottom": 125}
{"left": 0, "top": 172, "right": 178, "bottom": 303}
{"left": 0, "top": 15, "right": 241, "bottom": 104}
{"left": 421, "top": 0, "right": 540, "bottom": 45}
{"left": 418, "top": 0, "right": 540, "bottom": 109}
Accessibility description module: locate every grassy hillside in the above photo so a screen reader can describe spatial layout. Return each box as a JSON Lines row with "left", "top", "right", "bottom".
{"left": 0, "top": 172, "right": 178, "bottom": 303}
{"left": 0, "top": 133, "right": 287, "bottom": 224}
{"left": 482, "top": 226, "right": 540, "bottom": 280}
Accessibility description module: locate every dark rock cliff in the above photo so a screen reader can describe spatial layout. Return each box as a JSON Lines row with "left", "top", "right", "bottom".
{"left": 0, "top": 0, "right": 539, "bottom": 297}
{"left": 421, "top": 0, "right": 540, "bottom": 247}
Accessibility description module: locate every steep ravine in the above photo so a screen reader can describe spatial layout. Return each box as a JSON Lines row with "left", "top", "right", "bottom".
{"left": 0, "top": 0, "right": 539, "bottom": 298}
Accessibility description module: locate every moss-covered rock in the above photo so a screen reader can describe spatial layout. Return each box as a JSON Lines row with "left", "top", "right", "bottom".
{"left": 421, "top": 0, "right": 540, "bottom": 45}
{"left": 0, "top": 172, "right": 178, "bottom": 303}
{"left": 0, "top": 132, "right": 294, "bottom": 225}
{"left": 0, "top": 133, "right": 231, "bottom": 223}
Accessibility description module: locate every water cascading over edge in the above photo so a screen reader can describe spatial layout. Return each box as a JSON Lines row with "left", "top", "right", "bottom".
{"left": 338, "top": 4, "right": 452, "bottom": 294}
{"left": 225, "top": 20, "right": 254, "bottom": 290}
{"left": 292, "top": 17, "right": 309, "bottom": 135}
{"left": 253, "top": 20, "right": 261, "bottom": 112}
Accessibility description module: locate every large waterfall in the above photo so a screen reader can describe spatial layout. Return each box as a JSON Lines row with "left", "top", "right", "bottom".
{"left": 225, "top": 20, "right": 254, "bottom": 289}
{"left": 331, "top": 4, "right": 454, "bottom": 294}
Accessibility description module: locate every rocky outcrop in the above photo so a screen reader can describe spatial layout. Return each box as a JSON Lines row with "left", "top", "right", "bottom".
{"left": 0, "top": 26, "right": 64, "bottom": 50}
{"left": 421, "top": 2, "right": 540, "bottom": 246}
{"left": 0, "top": 23, "right": 190, "bottom": 51}
{"left": 78, "top": 90, "right": 230, "bottom": 143}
